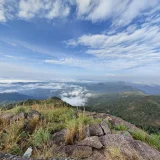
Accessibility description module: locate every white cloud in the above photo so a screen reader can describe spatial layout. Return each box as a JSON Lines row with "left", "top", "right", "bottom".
{"left": 18, "top": 0, "right": 70, "bottom": 20}
{"left": 61, "top": 86, "right": 92, "bottom": 106}
{"left": 46, "top": 0, "right": 70, "bottom": 19}
{"left": 18, "top": 0, "right": 43, "bottom": 19}
{"left": 0, "top": 0, "right": 6, "bottom": 22}
{"left": 67, "top": 24, "right": 160, "bottom": 62}
{"left": 0, "top": 0, "right": 159, "bottom": 26}
{"left": 86, "top": 0, "right": 113, "bottom": 22}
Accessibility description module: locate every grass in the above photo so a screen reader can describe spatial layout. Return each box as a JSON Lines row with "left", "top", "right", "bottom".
{"left": 114, "top": 125, "right": 127, "bottom": 131}
{"left": 30, "top": 128, "right": 50, "bottom": 147}
{"left": 129, "top": 130, "right": 160, "bottom": 151}
{"left": 65, "top": 112, "right": 95, "bottom": 144}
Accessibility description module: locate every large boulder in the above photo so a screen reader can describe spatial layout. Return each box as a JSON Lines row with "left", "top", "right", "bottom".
{"left": 12, "top": 112, "right": 25, "bottom": 121}
{"left": 89, "top": 124, "right": 104, "bottom": 136}
{"left": 99, "top": 134, "right": 160, "bottom": 160}
{"left": 0, "top": 112, "right": 14, "bottom": 122}
{"left": 26, "top": 110, "right": 41, "bottom": 120}
{"left": 100, "top": 120, "right": 111, "bottom": 134}
{"left": 52, "top": 129, "right": 66, "bottom": 145}
{"left": 78, "top": 136, "right": 103, "bottom": 149}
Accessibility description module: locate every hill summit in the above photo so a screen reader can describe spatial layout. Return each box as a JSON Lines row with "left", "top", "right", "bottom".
{"left": 0, "top": 97, "right": 160, "bottom": 160}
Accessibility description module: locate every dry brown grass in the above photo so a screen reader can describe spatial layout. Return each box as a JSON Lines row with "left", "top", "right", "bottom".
{"left": 65, "top": 119, "right": 77, "bottom": 144}
{"left": 0, "top": 121, "right": 24, "bottom": 152}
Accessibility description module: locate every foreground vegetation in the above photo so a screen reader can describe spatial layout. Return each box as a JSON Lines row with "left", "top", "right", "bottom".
{"left": 0, "top": 98, "right": 101, "bottom": 159}
{"left": 0, "top": 97, "right": 160, "bottom": 159}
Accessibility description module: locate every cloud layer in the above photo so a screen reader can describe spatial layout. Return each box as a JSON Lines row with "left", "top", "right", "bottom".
{"left": 0, "top": 81, "right": 92, "bottom": 106}
{"left": 0, "top": 0, "right": 160, "bottom": 26}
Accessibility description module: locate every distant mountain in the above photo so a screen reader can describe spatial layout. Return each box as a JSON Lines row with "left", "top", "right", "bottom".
{"left": 0, "top": 92, "right": 34, "bottom": 105}
{"left": 74, "top": 81, "right": 139, "bottom": 94}
{"left": 86, "top": 91, "right": 160, "bottom": 133}
{"left": 128, "top": 83, "right": 160, "bottom": 95}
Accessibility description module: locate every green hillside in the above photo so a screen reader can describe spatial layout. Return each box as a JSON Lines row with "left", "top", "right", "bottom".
{"left": 86, "top": 92, "right": 160, "bottom": 133}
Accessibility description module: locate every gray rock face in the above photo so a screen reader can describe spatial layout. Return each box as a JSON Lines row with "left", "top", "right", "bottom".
{"left": 100, "top": 120, "right": 111, "bottom": 135}
{"left": 26, "top": 110, "right": 41, "bottom": 120}
{"left": 78, "top": 136, "right": 103, "bottom": 149}
{"left": 86, "top": 150, "right": 106, "bottom": 160}
{"left": 70, "top": 146, "right": 92, "bottom": 159}
{"left": 0, "top": 153, "right": 32, "bottom": 160}
{"left": 118, "top": 131, "right": 132, "bottom": 138}
{"left": 12, "top": 112, "right": 25, "bottom": 121}
{"left": 89, "top": 124, "right": 103, "bottom": 136}
{"left": 99, "top": 134, "right": 160, "bottom": 160}
{"left": 52, "top": 129, "right": 66, "bottom": 145}
{"left": 0, "top": 112, "right": 14, "bottom": 122}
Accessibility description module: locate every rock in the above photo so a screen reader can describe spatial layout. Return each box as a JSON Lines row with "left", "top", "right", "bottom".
{"left": 86, "top": 150, "right": 106, "bottom": 160}
{"left": 89, "top": 124, "right": 104, "bottom": 136}
{"left": 0, "top": 112, "right": 14, "bottom": 122}
{"left": 83, "top": 124, "right": 90, "bottom": 138}
{"left": 99, "top": 134, "right": 160, "bottom": 160}
{"left": 78, "top": 136, "right": 103, "bottom": 149}
{"left": 70, "top": 146, "right": 92, "bottom": 159}
{"left": 12, "top": 112, "right": 25, "bottom": 121}
{"left": 108, "top": 115, "right": 142, "bottom": 132}
{"left": 26, "top": 110, "right": 41, "bottom": 120}
{"left": 52, "top": 129, "right": 66, "bottom": 145}
{"left": 0, "top": 153, "right": 32, "bottom": 160}
{"left": 119, "top": 131, "right": 132, "bottom": 138}
{"left": 100, "top": 120, "right": 111, "bottom": 134}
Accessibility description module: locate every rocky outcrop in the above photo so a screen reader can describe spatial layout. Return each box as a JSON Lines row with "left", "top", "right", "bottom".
{"left": 99, "top": 134, "right": 160, "bottom": 160}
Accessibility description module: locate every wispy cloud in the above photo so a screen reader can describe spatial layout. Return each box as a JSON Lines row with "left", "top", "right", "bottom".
{"left": 66, "top": 24, "right": 160, "bottom": 70}
{"left": 0, "top": 0, "right": 160, "bottom": 27}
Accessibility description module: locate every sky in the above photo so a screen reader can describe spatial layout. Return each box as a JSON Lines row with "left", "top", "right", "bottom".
{"left": 0, "top": 0, "right": 160, "bottom": 84}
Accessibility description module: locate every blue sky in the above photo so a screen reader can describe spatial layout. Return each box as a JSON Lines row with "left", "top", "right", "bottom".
{"left": 0, "top": 0, "right": 160, "bottom": 84}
